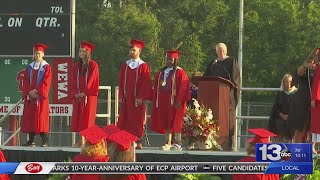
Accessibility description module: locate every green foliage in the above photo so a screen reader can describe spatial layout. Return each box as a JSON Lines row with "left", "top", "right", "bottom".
{"left": 307, "top": 156, "right": 320, "bottom": 180}
{"left": 75, "top": 0, "right": 320, "bottom": 101}
{"left": 93, "top": 3, "right": 161, "bottom": 85}
{"left": 281, "top": 174, "right": 295, "bottom": 180}
{"left": 46, "top": 157, "right": 72, "bottom": 180}
{"left": 47, "top": 174, "right": 68, "bottom": 180}
{"left": 175, "top": 174, "right": 221, "bottom": 180}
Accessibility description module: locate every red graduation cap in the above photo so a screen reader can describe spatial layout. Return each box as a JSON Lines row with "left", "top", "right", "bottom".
{"left": 80, "top": 125, "right": 108, "bottom": 145}
{"left": 247, "top": 128, "right": 277, "bottom": 143}
{"left": 167, "top": 50, "right": 181, "bottom": 59}
{"left": 130, "top": 39, "right": 145, "bottom": 49}
{"left": 33, "top": 43, "right": 48, "bottom": 53}
{"left": 80, "top": 40, "right": 96, "bottom": 54}
{"left": 102, "top": 124, "right": 121, "bottom": 136}
{"left": 109, "top": 130, "right": 139, "bottom": 151}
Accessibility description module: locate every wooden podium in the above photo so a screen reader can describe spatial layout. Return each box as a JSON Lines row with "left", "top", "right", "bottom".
{"left": 196, "top": 76, "right": 237, "bottom": 151}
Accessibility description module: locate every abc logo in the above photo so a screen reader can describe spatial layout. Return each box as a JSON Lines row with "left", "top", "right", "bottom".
{"left": 280, "top": 149, "right": 292, "bottom": 161}
{"left": 258, "top": 144, "right": 291, "bottom": 161}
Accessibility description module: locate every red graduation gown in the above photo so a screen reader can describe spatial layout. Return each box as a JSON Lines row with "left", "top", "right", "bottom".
{"left": 0, "top": 150, "right": 10, "bottom": 180}
{"left": 21, "top": 62, "right": 51, "bottom": 134}
{"left": 233, "top": 156, "right": 279, "bottom": 180}
{"left": 70, "top": 60, "right": 99, "bottom": 132}
{"left": 311, "top": 65, "right": 320, "bottom": 134}
{"left": 104, "top": 174, "right": 147, "bottom": 180}
{"left": 117, "top": 62, "right": 152, "bottom": 137}
{"left": 70, "top": 154, "right": 109, "bottom": 180}
{"left": 150, "top": 68, "right": 191, "bottom": 134}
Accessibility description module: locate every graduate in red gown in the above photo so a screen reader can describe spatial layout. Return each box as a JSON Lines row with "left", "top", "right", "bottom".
{"left": 117, "top": 39, "right": 152, "bottom": 149}
{"left": 310, "top": 48, "right": 320, "bottom": 153}
{"left": 288, "top": 49, "right": 320, "bottom": 144}
{"left": 150, "top": 50, "right": 191, "bottom": 151}
{"left": 21, "top": 43, "right": 51, "bottom": 147}
{"left": 70, "top": 40, "right": 99, "bottom": 147}
{"left": 102, "top": 130, "right": 147, "bottom": 180}
{"left": 0, "top": 149, "right": 11, "bottom": 180}
{"left": 69, "top": 125, "right": 109, "bottom": 180}
{"left": 233, "top": 128, "right": 280, "bottom": 180}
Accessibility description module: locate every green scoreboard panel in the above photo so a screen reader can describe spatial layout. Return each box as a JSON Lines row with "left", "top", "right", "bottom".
{"left": 0, "top": 57, "right": 52, "bottom": 104}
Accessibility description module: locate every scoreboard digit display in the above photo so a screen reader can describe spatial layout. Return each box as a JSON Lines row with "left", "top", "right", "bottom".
{"left": 0, "top": 0, "right": 70, "bottom": 14}
{"left": 0, "top": 57, "right": 53, "bottom": 104}
{"left": 0, "top": 0, "right": 72, "bottom": 57}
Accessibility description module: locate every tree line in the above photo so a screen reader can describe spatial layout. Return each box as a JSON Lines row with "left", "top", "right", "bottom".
{"left": 75, "top": 0, "right": 320, "bottom": 101}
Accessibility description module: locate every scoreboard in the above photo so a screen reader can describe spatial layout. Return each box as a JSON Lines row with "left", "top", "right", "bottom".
{"left": 0, "top": 0, "right": 70, "bottom": 14}
{"left": 0, "top": 0, "right": 74, "bottom": 107}
{"left": 0, "top": 0, "right": 73, "bottom": 57}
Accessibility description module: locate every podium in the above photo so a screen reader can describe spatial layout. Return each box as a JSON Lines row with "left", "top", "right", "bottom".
{"left": 196, "top": 76, "right": 237, "bottom": 151}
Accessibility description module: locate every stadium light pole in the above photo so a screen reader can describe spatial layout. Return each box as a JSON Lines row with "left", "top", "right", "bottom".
{"left": 71, "top": 0, "right": 76, "bottom": 146}
{"left": 234, "top": 0, "right": 244, "bottom": 151}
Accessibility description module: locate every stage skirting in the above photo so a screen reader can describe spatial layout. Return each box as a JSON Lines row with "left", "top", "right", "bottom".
{"left": 1, "top": 146, "right": 246, "bottom": 180}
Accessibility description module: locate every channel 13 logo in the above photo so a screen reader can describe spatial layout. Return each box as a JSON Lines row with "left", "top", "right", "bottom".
{"left": 256, "top": 143, "right": 291, "bottom": 162}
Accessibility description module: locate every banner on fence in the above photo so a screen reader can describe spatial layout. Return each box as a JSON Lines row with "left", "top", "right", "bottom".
{"left": 0, "top": 104, "right": 72, "bottom": 116}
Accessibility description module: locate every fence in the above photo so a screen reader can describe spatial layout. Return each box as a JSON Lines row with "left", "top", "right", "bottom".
{"left": 0, "top": 86, "right": 280, "bottom": 150}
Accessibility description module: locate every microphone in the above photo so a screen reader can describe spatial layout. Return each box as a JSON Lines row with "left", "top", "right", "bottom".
{"left": 213, "top": 59, "right": 232, "bottom": 82}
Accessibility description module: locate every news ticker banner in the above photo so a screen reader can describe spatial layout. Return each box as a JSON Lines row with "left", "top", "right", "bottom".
{"left": 0, "top": 162, "right": 269, "bottom": 174}
{"left": 0, "top": 161, "right": 313, "bottom": 175}
{"left": 256, "top": 143, "right": 313, "bottom": 174}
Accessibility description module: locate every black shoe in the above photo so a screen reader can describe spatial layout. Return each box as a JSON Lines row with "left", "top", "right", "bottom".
{"left": 40, "top": 132, "right": 48, "bottom": 147}
{"left": 23, "top": 141, "right": 35, "bottom": 147}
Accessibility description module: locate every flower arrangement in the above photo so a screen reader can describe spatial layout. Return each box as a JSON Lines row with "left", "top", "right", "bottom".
{"left": 182, "top": 99, "right": 221, "bottom": 150}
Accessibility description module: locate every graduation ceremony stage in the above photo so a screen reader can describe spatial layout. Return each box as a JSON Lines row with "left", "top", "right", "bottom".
{"left": 1, "top": 146, "right": 247, "bottom": 180}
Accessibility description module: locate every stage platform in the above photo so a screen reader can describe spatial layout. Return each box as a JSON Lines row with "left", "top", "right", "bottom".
{"left": 1, "top": 146, "right": 247, "bottom": 180}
